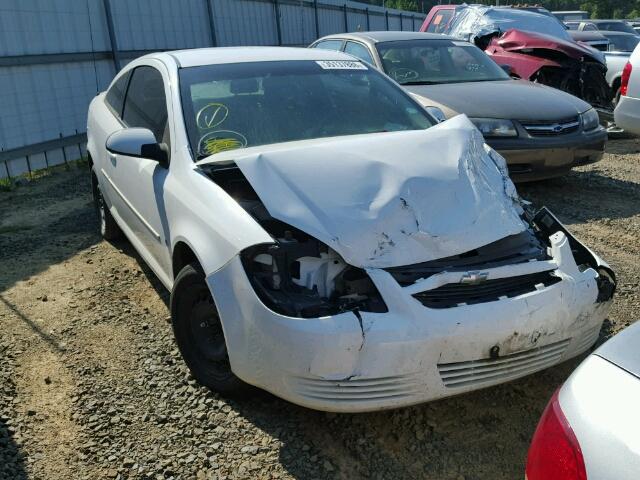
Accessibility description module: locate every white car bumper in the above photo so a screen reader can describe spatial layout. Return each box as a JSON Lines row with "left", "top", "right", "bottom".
{"left": 207, "top": 232, "right": 612, "bottom": 412}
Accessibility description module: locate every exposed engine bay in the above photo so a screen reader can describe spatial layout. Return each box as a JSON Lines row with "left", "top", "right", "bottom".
{"left": 202, "top": 164, "right": 387, "bottom": 317}
{"left": 531, "top": 61, "right": 611, "bottom": 111}
{"left": 437, "top": 4, "right": 614, "bottom": 113}
{"left": 201, "top": 163, "right": 615, "bottom": 318}
{"left": 479, "top": 31, "right": 613, "bottom": 111}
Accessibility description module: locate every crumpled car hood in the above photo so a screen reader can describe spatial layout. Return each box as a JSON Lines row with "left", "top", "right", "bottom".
{"left": 197, "top": 115, "right": 528, "bottom": 269}
{"left": 493, "top": 29, "right": 606, "bottom": 65}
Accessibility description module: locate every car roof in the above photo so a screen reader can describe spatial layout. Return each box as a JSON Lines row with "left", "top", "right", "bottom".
{"left": 595, "top": 321, "right": 640, "bottom": 380}
{"left": 591, "top": 19, "right": 629, "bottom": 23}
{"left": 157, "top": 46, "right": 356, "bottom": 69}
{"left": 318, "top": 31, "right": 455, "bottom": 44}
{"left": 570, "top": 31, "right": 608, "bottom": 40}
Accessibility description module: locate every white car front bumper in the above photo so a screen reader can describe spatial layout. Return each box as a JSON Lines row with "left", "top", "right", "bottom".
{"left": 207, "top": 232, "right": 612, "bottom": 412}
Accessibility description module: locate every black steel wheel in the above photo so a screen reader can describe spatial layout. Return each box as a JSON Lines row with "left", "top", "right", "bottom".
{"left": 170, "top": 262, "right": 251, "bottom": 396}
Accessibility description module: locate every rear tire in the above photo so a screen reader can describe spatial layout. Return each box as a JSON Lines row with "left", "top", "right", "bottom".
{"left": 92, "top": 170, "right": 121, "bottom": 240}
{"left": 170, "top": 262, "right": 251, "bottom": 397}
{"left": 613, "top": 86, "right": 621, "bottom": 107}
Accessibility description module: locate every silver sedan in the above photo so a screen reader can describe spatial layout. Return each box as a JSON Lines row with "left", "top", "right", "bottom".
{"left": 526, "top": 320, "right": 640, "bottom": 479}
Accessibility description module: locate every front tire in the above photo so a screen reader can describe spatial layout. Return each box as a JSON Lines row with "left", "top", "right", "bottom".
{"left": 92, "top": 170, "right": 121, "bottom": 240}
{"left": 170, "top": 262, "right": 250, "bottom": 396}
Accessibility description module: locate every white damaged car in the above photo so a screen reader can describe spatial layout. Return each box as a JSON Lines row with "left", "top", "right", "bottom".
{"left": 86, "top": 47, "right": 615, "bottom": 412}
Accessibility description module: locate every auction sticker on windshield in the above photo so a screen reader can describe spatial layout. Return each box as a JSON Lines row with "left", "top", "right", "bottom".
{"left": 316, "top": 60, "right": 367, "bottom": 70}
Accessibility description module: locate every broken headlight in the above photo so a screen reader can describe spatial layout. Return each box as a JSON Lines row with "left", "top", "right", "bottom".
{"left": 240, "top": 230, "right": 387, "bottom": 318}
{"left": 470, "top": 118, "right": 518, "bottom": 137}
{"left": 581, "top": 108, "right": 600, "bottom": 131}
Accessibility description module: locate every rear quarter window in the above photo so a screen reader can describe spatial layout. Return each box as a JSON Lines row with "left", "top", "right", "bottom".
{"left": 314, "top": 40, "right": 344, "bottom": 51}
{"left": 104, "top": 71, "right": 131, "bottom": 118}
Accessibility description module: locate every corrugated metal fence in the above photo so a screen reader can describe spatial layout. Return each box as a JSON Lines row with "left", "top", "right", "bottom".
{"left": 0, "top": 0, "right": 426, "bottom": 180}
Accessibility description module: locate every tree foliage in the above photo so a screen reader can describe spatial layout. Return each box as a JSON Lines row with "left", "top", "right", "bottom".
{"left": 377, "top": 0, "right": 640, "bottom": 18}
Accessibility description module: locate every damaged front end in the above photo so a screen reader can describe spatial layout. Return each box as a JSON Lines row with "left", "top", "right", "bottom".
{"left": 528, "top": 207, "right": 616, "bottom": 302}
{"left": 195, "top": 118, "right": 615, "bottom": 411}
{"left": 240, "top": 239, "right": 387, "bottom": 318}
{"left": 482, "top": 29, "right": 613, "bottom": 112}
{"left": 201, "top": 163, "right": 387, "bottom": 319}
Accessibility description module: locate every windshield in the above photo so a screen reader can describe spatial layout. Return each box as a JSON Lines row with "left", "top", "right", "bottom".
{"left": 605, "top": 34, "right": 640, "bottom": 51}
{"left": 179, "top": 60, "right": 434, "bottom": 160}
{"left": 597, "top": 21, "right": 637, "bottom": 35}
{"left": 480, "top": 9, "right": 572, "bottom": 41}
{"left": 377, "top": 39, "right": 510, "bottom": 85}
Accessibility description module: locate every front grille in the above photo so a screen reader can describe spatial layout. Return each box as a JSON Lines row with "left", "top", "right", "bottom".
{"left": 386, "top": 231, "right": 548, "bottom": 287}
{"left": 438, "top": 338, "right": 570, "bottom": 388}
{"left": 412, "top": 271, "right": 561, "bottom": 309}
{"left": 289, "top": 373, "right": 424, "bottom": 403}
{"left": 521, "top": 116, "right": 580, "bottom": 136}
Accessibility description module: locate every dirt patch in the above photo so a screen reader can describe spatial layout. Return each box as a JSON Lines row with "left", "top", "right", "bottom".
{"left": 0, "top": 143, "right": 639, "bottom": 479}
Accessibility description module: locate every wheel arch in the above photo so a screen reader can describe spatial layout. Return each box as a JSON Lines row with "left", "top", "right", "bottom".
{"left": 171, "top": 238, "right": 206, "bottom": 280}
{"left": 612, "top": 75, "right": 622, "bottom": 93}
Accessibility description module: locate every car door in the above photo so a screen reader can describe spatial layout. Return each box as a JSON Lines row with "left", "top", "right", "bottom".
{"left": 110, "top": 63, "right": 173, "bottom": 277}
{"left": 94, "top": 70, "right": 131, "bottom": 222}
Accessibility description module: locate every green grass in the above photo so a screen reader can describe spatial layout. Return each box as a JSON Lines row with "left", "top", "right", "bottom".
{"left": 0, "top": 157, "right": 88, "bottom": 190}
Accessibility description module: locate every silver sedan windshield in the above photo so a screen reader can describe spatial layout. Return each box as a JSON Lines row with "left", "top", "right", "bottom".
{"left": 376, "top": 39, "right": 510, "bottom": 85}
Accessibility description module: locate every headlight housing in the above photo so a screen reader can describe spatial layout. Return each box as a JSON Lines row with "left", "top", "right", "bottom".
{"left": 425, "top": 106, "right": 447, "bottom": 123}
{"left": 241, "top": 227, "right": 387, "bottom": 318}
{"left": 581, "top": 108, "right": 600, "bottom": 131}
{"left": 469, "top": 118, "right": 518, "bottom": 137}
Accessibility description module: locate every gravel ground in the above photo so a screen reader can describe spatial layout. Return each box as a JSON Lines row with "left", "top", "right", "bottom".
{"left": 1, "top": 140, "right": 639, "bottom": 480}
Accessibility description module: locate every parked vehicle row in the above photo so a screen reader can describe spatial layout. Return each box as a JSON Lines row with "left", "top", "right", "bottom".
{"left": 561, "top": 18, "right": 640, "bottom": 129}
{"left": 311, "top": 31, "right": 606, "bottom": 182}
{"left": 566, "top": 19, "right": 639, "bottom": 35}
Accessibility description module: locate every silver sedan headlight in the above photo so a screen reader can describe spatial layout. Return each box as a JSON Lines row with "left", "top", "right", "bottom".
{"left": 581, "top": 108, "right": 600, "bottom": 131}
{"left": 469, "top": 118, "right": 518, "bottom": 137}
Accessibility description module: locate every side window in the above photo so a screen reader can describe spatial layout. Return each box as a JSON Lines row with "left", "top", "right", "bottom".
{"left": 314, "top": 40, "right": 343, "bottom": 51}
{"left": 122, "top": 66, "right": 168, "bottom": 143}
{"left": 344, "top": 41, "right": 374, "bottom": 65}
{"left": 584, "top": 23, "right": 597, "bottom": 31}
{"left": 427, "top": 9, "right": 454, "bottom": 33}
{"left": 105, "top": 71, "right": 131, "bottom": 118}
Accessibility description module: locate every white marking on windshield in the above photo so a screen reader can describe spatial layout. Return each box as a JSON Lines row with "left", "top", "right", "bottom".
{"left": 315, "top": 60, "right": 367, "bottom": 70}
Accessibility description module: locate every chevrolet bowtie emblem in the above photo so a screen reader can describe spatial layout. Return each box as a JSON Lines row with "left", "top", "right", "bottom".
{"left": 460, "top": 271, "right": 489, "bottom": 285}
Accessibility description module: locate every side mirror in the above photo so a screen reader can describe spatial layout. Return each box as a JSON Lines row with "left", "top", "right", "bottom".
{"left": 499, "top": 64, "right": 513, "bottom": 76}
{"left": 106, "top": 128, "right": 169, "bottom": 166}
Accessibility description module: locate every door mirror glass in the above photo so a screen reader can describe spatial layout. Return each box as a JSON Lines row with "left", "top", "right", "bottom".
{"left": 106, "top": 128, "right": 168, "bottom": 166}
